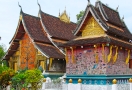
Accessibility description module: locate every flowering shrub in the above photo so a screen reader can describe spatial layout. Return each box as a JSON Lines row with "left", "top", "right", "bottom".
{"left": 24, "top": 69, "right": 43, "bottom": 90}
{"left": 0, "top": 66, "right": 15, "bottom": 86}
{"left": 11, "top": 70, "right": 27, "bottom": 89}
{"left": 11, "top": 69, "right": 43, "bottom": 90}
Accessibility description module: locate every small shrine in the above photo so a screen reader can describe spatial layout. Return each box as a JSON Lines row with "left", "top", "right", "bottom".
{"left": 60, "top": 0, "right": 132, "bottom": 89}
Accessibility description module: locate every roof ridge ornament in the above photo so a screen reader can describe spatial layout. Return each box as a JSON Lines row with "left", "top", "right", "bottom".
{"left": 59, "top": 7, "right": 70, "bottom": 23}
{"left": 116, "top": 5, "right": 119, "bottom": 11}
{"left": 18, "top": 2, "right": 22, "bottom": 21}
{"left": 18, "top": 2, "right": 22, "bottom": 11}
{"left": 122, "top": 16, "right": 124, "bottom": 21}
{"left": 87, "top": 0, "right": 91, "bottom": 5}
{"left": 64, "top": 6, "right": 66, "bottom": 13}
{"left": 69, "top": 13, "right": 70, "bottom": 20}
{"left": 59, "top": 9, "right": 60, "bottom": 17}
{"left": 37, "top": 0, "right": 41, "bottom": 10}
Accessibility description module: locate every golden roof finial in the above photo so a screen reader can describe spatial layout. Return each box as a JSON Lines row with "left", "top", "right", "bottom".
{"left": 59, "top": 6, "right": 70, "bottom": 23}
{"left": 69, "top": 13, "right": 70, "bottom": 20}
{"left": 65, "top": 6, "right": 66, "bottom": 13}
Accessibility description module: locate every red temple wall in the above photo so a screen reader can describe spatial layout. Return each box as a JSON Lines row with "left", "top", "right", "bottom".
{"left": 106, "top": 47, "right": 132, "bottom": 75}
{"left": 66, "top": 46, "right": 132, "bottom": 75}
{"left": 20, "top": 33, "right": 36, "bottom": 69}
{"left": 66, "top": 47, "right": 107, "bottom": 75}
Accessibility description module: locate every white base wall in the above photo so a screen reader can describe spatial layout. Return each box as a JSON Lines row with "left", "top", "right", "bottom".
{"left": 62, "top": 83, "right": 130, "bottom": 90}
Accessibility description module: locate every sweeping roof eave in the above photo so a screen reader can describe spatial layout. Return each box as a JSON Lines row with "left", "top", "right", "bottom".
{"left": 59, "top": 36, "right": 132, "bottom": 50}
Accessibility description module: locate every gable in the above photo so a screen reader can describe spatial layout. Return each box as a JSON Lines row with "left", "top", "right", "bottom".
{"left": 82, "top": 16, "right": 105, "bottom": 37}
{"left": 59, "top": 11, "right": 70, "bottom": 23}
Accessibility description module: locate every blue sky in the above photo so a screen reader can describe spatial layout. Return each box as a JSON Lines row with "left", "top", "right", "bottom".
{"left": 0, "top": 0, "right": 132, "bottom": 49}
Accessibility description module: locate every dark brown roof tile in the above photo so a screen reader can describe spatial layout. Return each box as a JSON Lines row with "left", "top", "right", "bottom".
{"left": 60, "top": 36, "right": 110, "bottom": 47}
{"left": 23, "top": 13, "right": 51, "bottom": 43}
{"left": 35, "top": 43, "right": 64, "bottom": 58}
{"left": 40, "top": 11, "right": 77, "bottom": 40}
{"left": 102, "top": 4, "right": 123, "bottom": 27}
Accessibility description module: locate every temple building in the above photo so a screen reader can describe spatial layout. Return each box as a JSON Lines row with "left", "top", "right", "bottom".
{"left": 60, "top": 0, "right": 132, "bottom": 89}
{"left": 3, "top": 0, "right": 132, "bottom": 88}
{"left": 3, "top": 4, "right": 76, "bottom": 77}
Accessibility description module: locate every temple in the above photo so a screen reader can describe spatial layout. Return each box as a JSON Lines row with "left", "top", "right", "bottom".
{"left": 3, "top": 4, "right": 76, "bottom": 78}
{"left": 3, "top": 0, "right": 132, "bottom": 88}
{"left": 60, "top": 0, "right": 132, "bottom": 89}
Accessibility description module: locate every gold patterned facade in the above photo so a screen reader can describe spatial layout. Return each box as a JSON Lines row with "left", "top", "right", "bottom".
{"left": 9, "top": 48, "right": 20, "bottom": 72}
{"left": 82, "top": 17, "right": 105, "bottom": 37}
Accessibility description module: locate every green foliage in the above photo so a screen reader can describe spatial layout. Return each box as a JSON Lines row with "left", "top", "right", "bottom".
{"left": 25, "top": 69, "right": 43, "bottom": 83}
{"left": 0, "top": 65, "right": 9, "bottom": 74}
{"left": 76, "top": 10, "right": 85, "bottom": 23}
{"left": 0, "top": 67, "right": 43, "bottom": 89}
{"left": 11, "top": 69, "right": 28, "bottom": 89}
{"left": 0, "top": 44, "right": 6, "bottom": 60}
{"left": 24, "top": 69, "right": 43, "bottom": 90}
{"left": 0, "top": 66, "right": 15, "bottom": 86}
{"left": 11, "top": 72, "right": 26, "bottom": 85}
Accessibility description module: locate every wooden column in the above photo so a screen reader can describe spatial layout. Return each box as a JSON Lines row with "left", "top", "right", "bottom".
{"left": 129, "top": 59, "right": 132, "bottom": 68}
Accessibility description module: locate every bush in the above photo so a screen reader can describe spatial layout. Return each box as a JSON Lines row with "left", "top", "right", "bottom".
{"left": 24, "top": 69, "right": 43, "bottom": 90}
{"left": 11, "top": 71, "right": 27, "bottom": 88}
{"left": 0, "top": 66, "right": 15, "bottom": 86}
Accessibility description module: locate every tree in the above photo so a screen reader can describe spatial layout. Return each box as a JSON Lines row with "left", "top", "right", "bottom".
{"left": 0, "top": 44, "right": 6, "bottom": 60}
{"left": 76, "top": 10, "right": 85, "bottom": 23}
{"left": 0, "top": 44, "right": 6, "bottom": 66}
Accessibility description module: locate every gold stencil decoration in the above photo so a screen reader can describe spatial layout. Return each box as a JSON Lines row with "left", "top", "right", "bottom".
{"left": 82, "top": 17, "right": 105, "bottom": 37}
{"left": 49, "top": 58, "right": 53, "bottom": 70}
{"left": 107, "top": 45, "right": 113, "bottom": 63}
{"left": 102, "top": 44, "right": 106, "bottom": 62}
{"left": 71, "top": 47, "right": 75, "bottom": 63}
{"left": 125, "top": 50, "right": 130, "bottom": 64}
{"left": 113, "top": 47, "right": 118, "bottom": 63}
{"left": 94, "top": 45, "right": 99, "bottom": 63}
{"left": 14, "top": 62, "right": 17, "bottom": 72}
{"left": 65, "top": 48, "right": 68, "bottom": 63}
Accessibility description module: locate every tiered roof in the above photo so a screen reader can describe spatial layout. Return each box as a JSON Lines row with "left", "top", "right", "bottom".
{"left": 4, "top": 7, "right": 76, "bottom": 60}
{"left": 61, "top": 1, "right": 132, "bottom": 49}
{"left": 40, "top": 11, "right": 76, "bottom": 41}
